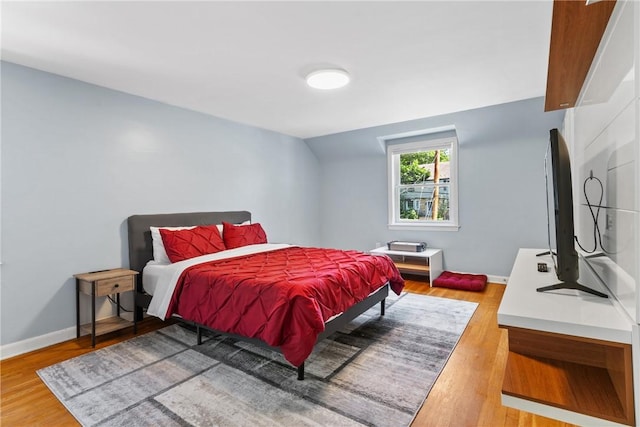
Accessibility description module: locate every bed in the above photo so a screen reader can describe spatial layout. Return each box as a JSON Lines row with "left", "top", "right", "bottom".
{"left": 127, "top": 211, "right": 404, "bottom": 380}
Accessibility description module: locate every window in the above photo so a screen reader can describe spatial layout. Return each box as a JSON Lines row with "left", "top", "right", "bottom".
{"left": 387, "top": 135, "right": 459, "bottom": 230}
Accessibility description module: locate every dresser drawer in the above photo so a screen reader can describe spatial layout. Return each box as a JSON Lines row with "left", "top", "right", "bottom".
{"left": 94, "top": 275, "right": 134, "bottom": 296}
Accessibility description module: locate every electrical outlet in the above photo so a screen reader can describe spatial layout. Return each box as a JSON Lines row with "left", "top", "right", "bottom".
{"left": 606, "top": 213, "right": 614, "bottom": 230}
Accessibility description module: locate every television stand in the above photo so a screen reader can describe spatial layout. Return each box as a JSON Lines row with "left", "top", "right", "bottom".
{"left": 498, "top": 249, "right": 634, "bottom": 426}
{"left": 584, "top": 252, "right": 609, "bottom": 260}
{"left": 536, "top": 281, "right": 608, "bottom": 298}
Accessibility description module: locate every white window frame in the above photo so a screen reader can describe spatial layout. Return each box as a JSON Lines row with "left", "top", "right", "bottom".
{"left": 387, "top": 136, "right": 459, "bottom": 231}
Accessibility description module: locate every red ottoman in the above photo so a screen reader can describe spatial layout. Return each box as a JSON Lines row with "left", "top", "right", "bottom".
{"left": 432, "top": 271, "right": 487, "bottom": 291}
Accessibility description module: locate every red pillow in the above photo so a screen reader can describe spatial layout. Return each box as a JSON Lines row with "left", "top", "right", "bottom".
{"left": 222, "top": 222, "right": 267, "bottom": 249}
{"left": 159, "top": 225, "right": 226, "bottom": 263}
{"left": 432, "top": 271, "right": 487, "bottom": 291}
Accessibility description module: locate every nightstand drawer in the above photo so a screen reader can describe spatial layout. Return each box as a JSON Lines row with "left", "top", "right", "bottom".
{"left": 95, "top": 275, "right": 134, "bottom": 296}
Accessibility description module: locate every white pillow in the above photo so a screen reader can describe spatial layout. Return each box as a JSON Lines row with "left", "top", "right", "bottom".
{"left": 150, "top": 226, "right": 195, "bottom": 264}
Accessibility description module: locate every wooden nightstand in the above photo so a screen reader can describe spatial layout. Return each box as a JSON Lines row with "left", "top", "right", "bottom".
{"left": 74, "top": 268, "right": 138, "bottom": 347}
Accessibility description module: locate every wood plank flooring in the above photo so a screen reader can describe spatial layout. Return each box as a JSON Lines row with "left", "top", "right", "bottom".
{"left": 1, "top": 280, "right": 575, "bottom": 426}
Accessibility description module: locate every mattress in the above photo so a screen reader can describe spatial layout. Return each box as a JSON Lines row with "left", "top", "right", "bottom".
{"left": 142, "top": 261, "right": 164, "bottom": 295}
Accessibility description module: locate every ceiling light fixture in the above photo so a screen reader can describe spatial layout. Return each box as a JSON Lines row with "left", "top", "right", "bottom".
{"left": 305, "top": 69, "right": 350, "bottom": 90}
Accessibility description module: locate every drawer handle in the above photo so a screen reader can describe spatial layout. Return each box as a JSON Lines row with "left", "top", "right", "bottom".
{"left": 114, "top": 283, "right": 119, "bottom": 288}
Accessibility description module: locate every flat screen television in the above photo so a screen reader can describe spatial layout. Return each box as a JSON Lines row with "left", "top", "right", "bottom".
{"left": 537, "top": 128, "right": 608, "bottom": 298}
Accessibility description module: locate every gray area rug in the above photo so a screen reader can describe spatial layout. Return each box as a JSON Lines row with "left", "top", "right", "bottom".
{"left": 38, "top": 293, "right": 477, "bottom": 427}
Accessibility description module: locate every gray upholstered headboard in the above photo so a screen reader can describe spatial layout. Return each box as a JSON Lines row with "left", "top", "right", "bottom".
{"left": 127, "top": 211, "right": 251, "bottom": 279}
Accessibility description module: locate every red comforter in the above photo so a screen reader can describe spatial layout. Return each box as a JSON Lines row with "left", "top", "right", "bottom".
{"left": 165, "top": 246, "right": 404, "bottom": 366}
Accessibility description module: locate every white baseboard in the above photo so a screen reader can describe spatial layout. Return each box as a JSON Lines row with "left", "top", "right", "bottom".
{"left": 488, "top": 275, "right": 508, "bottom": 284}
{"left": 0, "top": 326, "right": 76, "bottom": 361}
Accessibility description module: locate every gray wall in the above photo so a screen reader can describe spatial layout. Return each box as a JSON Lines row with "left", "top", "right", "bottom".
{"left": 305, "top": 97, "right": 565, "bottom": 277}
{"left": 1, "top": 62, "right": 321, "bottom": 346}
{"left": 1, "top": 61, "right": 565, "bottom": 347}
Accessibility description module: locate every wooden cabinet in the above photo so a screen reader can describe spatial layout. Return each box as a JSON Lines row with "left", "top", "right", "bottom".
{"left": 370, "top": 246, "right": 443, "bottom": 286}
{"left": 74, "top": 268, "right": 138, "bottom": 347}
{"left": 544, "top": 0, "right": 616, "bottom": 111}
{"left": 498, "top": 249, "right": 635, "bottom": 426}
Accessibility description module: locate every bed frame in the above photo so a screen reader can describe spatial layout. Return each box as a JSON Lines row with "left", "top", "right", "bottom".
{"left": 126, "top": 211, "right": 388, "bottom": 380}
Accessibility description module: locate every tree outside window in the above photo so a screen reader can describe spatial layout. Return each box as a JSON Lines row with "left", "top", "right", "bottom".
{"left": 399, "top": 149, "right": 450, "bottom": 220}
{"left": 388, "top": 135, "right": 458, "bottom": 230}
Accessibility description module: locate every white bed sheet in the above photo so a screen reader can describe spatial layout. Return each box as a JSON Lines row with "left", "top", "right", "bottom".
{"left": 143, "top": 243, "right": 292, "bottom": 319}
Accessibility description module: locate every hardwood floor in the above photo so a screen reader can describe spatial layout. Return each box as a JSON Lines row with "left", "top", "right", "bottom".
{"left": 0, "top": 280, "right": 575, "bottom": 426}
{"left": 0, "top": 318, "right": 175, "bottom": 426}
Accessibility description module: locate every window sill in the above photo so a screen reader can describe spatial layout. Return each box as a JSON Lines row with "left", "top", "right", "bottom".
{"left": 388, "top": 223, "right": 460, "bottom": 232}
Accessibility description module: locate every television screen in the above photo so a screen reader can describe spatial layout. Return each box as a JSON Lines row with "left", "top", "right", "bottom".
{"left": 537, "top": 129, "right": 608, "bottom": 298}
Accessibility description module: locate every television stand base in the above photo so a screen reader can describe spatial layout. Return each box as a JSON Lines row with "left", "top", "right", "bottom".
{"left": 536, "top": 281, "right": 608, "bottom": 298}
{"left": 536, "top": 250, "right": 556, "bottom": 257}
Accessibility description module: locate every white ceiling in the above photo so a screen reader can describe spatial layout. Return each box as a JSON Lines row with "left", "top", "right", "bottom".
{"left": 1, "top": 1, "right": 553, "bottom": 139}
